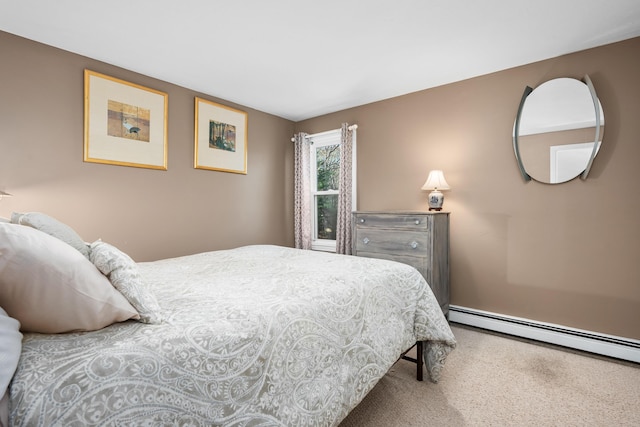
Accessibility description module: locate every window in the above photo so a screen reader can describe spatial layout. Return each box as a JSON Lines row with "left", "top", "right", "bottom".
{"left": 307, "top": 129, "right": 356, "bottom": 252}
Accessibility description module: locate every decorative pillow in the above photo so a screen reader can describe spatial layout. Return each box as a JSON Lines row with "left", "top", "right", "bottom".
{"left": 0, "top": 307, "right": 21, "bottom": 427}
{"left": 0, "top": 223, "right": 139, "bottom": 333}
{"left": 90, "top": 241, "right": 163, "bottom": 324}
{"left": 11, "top": 211, "right": 90, "bottom": 259}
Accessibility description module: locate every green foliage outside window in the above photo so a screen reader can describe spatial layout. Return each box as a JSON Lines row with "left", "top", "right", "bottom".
{"left": 316, "top": 144, "right": 340, "bottom": 240}
{"left": 316, "top": 195, "right": 338, "bottom": 240}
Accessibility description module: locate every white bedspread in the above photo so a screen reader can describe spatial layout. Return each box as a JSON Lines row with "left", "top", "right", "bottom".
{"left": 9, "top": 245, "right": 456, "bottom": 426}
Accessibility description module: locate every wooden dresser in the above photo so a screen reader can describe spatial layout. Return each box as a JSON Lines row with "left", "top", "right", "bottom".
{"left": 351, "top": 211, "right": 450, "bottom": 316}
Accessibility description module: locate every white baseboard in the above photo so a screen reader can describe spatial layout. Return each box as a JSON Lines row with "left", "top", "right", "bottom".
{"left": 448, "top": 305, "right": 640, "bottom": 364}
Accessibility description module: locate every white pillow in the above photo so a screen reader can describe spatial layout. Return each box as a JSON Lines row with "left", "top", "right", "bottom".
{"left": 0, "top": 223, "right": 139, "bottom": 333}
{"left": 11, "top": 212, "right": 90, "bottom": 259}
{"left": 90, "top": 241, "right": 163, "bottom": 324}
{"left": 0, "top": 307, "right": 21, "bottom": 427}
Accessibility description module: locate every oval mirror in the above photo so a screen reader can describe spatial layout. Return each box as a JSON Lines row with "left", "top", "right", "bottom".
{"left": 513, "top": 76, "right": 604, "bottom": 184}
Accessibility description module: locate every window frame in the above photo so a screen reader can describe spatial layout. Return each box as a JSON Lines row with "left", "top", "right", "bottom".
{"left": 307, "top": 128, "right": 357, "bottom": 252}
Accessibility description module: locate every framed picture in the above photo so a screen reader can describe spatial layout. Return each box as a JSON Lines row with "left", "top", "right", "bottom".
{"left": 194, "top": 97, "right": 247, "bottom": 174}
{"left": 84, "top": 69, "right": 168, "bottom": 170}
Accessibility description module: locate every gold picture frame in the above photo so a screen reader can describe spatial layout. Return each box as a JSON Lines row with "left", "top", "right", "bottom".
{"left": 84, "top": 69, "right": 168, "bottom": 170}
{"left": 194, "top": 97, "right": 247, "bottom": 174}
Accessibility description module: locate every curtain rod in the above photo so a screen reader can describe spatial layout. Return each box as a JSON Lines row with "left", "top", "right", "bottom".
{"left": 290, "top": 124, "right": 358, "bottom": 142}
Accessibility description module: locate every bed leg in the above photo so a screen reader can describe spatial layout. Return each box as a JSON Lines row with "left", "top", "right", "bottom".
{"left": 400, "top": 341, "right": 424, "bottom": 381}
{"left": 416, "top": 341, "right": 423, "bottom": 381}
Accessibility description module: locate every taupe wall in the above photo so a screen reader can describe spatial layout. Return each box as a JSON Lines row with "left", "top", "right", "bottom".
{"left": 296, "top": 37, "right": 640, "bottom": 340}
{"left": 0, "top": 31, "right": 295, "bottom": 262}
{"left": 2, "top": 30, "right": 639, "bottom": 340}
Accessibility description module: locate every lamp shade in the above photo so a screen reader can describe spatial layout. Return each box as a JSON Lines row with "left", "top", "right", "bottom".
{"left": 421, "top": 170, "right": 450, "bottom": 191}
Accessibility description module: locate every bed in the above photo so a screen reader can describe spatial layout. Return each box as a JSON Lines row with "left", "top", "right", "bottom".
{"left": 0, "top": 214, "right": 456, "bottom": 427}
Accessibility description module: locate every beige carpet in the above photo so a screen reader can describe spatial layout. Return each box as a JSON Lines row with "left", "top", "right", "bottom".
{"left": 339, "top": 324, "right": 640, "bottom": 426}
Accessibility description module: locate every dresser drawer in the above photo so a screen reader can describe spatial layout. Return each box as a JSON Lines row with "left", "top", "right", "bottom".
{"left": 352, "top": 211, "right": 449, "bottom": 317}
{"left": 354, "top": 213, "right": 429, "bottom": 231}
{"left": 354, "top": 229, "right": 429, "bottom": 257}
{"left": 355, "top": 251, "right": 426, "bottom": 274}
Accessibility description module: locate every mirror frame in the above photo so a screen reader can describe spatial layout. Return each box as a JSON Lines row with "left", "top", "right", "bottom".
{"left": 513, "top": 75, "right": 603, "bottom": 183}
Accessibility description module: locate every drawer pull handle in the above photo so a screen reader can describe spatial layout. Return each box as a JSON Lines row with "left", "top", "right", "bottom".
{"left": 363, "top": 237, "right": 370, "bottom": 245}
{"left": 359, "top": 218, "right": 366, "bottom": 223}
{"left": 410, "top": 241, "right": 419, "bottom": 249}
{"left": 414, "top": 220, "right": 420, "bottom": 225}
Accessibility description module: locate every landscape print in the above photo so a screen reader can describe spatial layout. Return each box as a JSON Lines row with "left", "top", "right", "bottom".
{"left": 107, "top": 100, "right": 150, "bottom": 142}
{"left": 209, "top": 120, "right": 236, "bottom": 152}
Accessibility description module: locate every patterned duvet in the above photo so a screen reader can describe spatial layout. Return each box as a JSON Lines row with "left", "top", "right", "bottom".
{"left": 9, "top": 245, "right": 456, "bottom": 426}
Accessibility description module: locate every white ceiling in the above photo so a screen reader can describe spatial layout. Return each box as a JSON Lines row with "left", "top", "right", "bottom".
{"left": 2, "top": 0, "right": 640, "bottom": 121}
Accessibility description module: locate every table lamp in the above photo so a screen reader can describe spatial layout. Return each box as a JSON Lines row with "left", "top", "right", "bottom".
{"left": 421, "top": 170, "right": 450, "bottom": 211}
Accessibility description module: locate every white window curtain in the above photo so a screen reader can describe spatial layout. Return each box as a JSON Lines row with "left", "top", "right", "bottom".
{"left": 336, "top": 123, "right": 355, "bottom": 255}
{"left": 293, "top": 132, "right": 311, "bottom": 249}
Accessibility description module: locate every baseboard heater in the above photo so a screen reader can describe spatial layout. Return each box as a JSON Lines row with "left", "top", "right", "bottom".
{"left": 448, "top": 305, "right": 640, "bottom": 364}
